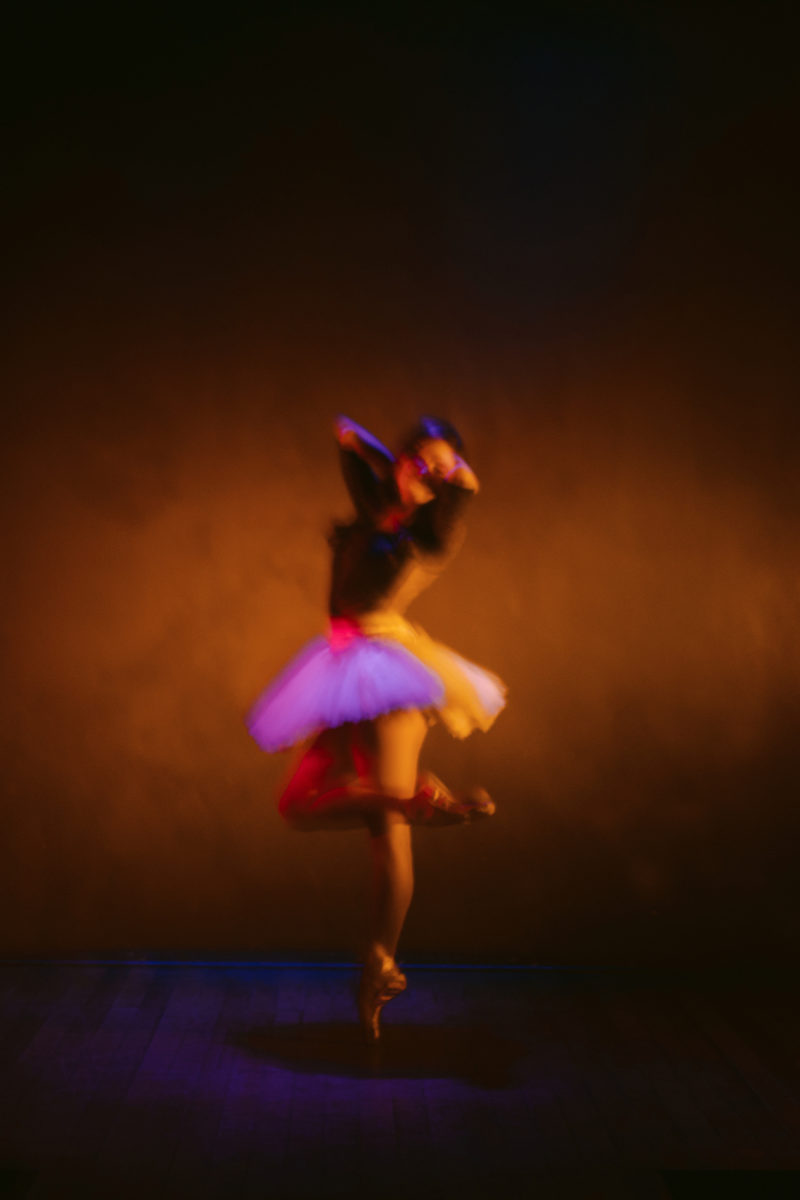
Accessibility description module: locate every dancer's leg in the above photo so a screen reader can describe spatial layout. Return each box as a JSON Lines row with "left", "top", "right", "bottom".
{"left": 359, "top": 809, "right": 413, "bottom": 1040}
{"left": 278, "top": 718, "right": 429, "bottom": 830}
{"left": 363, "top": 709, "right": 426, "bottom": 961}
{"left": 278, "top": 720, "right": 492, "bottom": 832}
{"left": 366, "top": 811, "right": 414, "bottom": 962}
{"left": 277, "top": 726, "right": 379, "bottom": 829}
{"left": 358, "top": 709, "right": 427, "bottom": 1039}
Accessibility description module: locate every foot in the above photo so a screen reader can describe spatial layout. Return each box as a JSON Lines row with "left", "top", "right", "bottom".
{"left": 358, "top": 955, "right": 407, "bottom": 1042}
{"left": 407, "top": 772, "right": 496, "bottom": 826}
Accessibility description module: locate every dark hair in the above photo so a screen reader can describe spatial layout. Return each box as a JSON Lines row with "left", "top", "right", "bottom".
{"left": 397, "top": 416, "right": 464, "bottom": 458}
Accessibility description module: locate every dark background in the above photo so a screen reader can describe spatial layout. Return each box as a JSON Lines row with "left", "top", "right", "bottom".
{"left": 1, "top": 2, "right": 798, "bottom": 964}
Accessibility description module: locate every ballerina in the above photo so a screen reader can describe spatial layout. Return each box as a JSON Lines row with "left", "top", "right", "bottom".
{"left": 247, "top": 415, "right": 506, "bottom": 1039}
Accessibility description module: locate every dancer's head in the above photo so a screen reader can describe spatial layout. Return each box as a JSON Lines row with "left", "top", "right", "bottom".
{"left": 394, "top": 417, "right": 464, "bottom": 507}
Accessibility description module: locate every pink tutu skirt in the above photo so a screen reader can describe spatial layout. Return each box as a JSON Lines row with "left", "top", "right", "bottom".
{"left": 246, "top": 612, "right": 507, "bottom": 753}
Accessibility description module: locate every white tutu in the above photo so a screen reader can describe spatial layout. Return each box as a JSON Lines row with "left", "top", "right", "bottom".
{"left": 246, "top": 613, "right": 506, "bottom": 752}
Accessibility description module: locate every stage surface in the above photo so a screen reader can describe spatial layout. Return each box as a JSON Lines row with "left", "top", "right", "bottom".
{"left": 1, "top": 963, "right": 799, "bottom": 1197}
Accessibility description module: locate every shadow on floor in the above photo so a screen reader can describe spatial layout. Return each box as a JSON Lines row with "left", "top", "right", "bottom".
{"left": 231, "top": 1021, "right": 529, "bottom": 1087}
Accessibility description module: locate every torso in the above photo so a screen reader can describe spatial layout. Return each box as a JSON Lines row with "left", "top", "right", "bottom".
{"left": 328, "top": 447, "right": 471, "bottom": 619}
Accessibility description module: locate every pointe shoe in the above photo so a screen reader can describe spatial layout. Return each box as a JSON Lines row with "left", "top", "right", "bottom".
{"left": 358, "top": 958, "right": 407, "bottom": 1042}
{"left": 408, "top": 772, "right": 496, "bottom": 826}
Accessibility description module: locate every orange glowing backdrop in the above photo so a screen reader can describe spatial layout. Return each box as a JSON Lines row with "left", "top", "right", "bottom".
{"left": 1, "top": 6, "right": 797, "bottom": 963}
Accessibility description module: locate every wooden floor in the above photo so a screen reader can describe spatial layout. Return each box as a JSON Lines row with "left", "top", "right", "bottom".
{"left": 0, "top": 964, "right": 799, "bottom": 1198}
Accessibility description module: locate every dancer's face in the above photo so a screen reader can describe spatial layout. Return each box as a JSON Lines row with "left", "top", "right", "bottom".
{"left": 394, "top": 438, "right": 457, "bottom": 508}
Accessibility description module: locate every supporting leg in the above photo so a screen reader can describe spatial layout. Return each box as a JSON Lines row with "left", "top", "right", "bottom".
{"left": 357, "top": 710, "right": 427, "bottom": 1040}
{"left": 365, "top": 811, "right": 414, "bottom": 962}
{"left": 276, "top": 712, "right": 478, "bottom": 1038}
{"left": 363, "top": 709, "right": 426, "bottom": 955}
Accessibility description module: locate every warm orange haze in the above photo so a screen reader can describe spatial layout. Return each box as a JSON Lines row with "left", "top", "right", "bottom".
{"left": 1, "top": 3, "right": 797, "bottom": 969}
{"left": 2, "top": 326, "right": 797, "bottom": 964}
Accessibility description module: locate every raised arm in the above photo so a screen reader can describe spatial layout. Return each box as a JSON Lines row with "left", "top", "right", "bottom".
{"left": 335, "top": 416, "right": 395, "bottom": 473}
{"left": 412, "top": 456, "right": 478, "bottom": 555}
{"left": 334, "top": 415, "right": 394, "bottom": 521}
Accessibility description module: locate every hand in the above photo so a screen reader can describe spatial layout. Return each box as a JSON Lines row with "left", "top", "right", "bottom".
{"left": 334, "top": 415, "right": 394, "bottom": 463}
{"left": 445, "top": 458, "right": 480, "bottom": 493}
{"left": 334, "top": 416, "right": 360, "bottom": 448}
